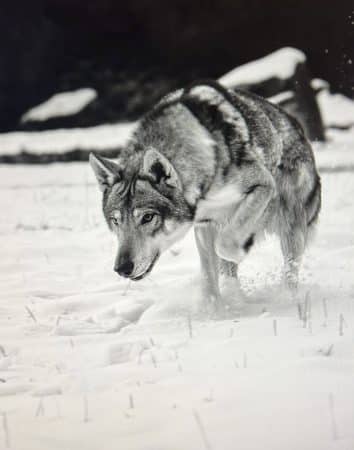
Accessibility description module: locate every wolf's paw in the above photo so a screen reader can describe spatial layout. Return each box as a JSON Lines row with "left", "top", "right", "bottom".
{"left": 220, "top": 276, "right": 245, "bottom": 306}
{"left": 282, "top": 263, "right": 300, "bottom": 298}
{"left": 201, "top": 299, "right": 233, "bottom": 320}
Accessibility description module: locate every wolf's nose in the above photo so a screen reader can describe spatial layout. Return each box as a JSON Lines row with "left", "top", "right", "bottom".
{"left": 115, "top": 260, "right": 134, "bottom": 278}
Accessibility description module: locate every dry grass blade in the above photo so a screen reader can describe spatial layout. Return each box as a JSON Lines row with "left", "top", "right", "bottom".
{"left": 151, "top": 353, "right": 157, "bottom": 368}
{"left": 324, "top": 344, "right": 334, "bottom": 357}
{"left": 328, "top": 393, "right": 338, "bottom": 440}
{"left": 187, "top": 315, "right": 193, "bottom": 339}
{"left": 322, "top": 298, "right": 328, "bottom": 326}
{"left": 339, "top": 313, "right": 345, "bottom": 336}
{"left": 129, "top": 394, "right": 134, "bottom": 409}
{"left": 83, "top": 395, "right": 89, "bottom": 423}
{"left": 25, "top": 306, "right": 37, "bottom": 323}
{"left": 193, "top": 410, "right": 213, "bottom": 450}
{"left": 35, "top": 399, "right": 44, "bottom": 418}
{"left": 273, "top": 319, "right": 277, "bottom": 336}
{"left": 297, "top": 302, "right": 303, "bottom": 321}
{"left": 2, "top": 412, "right": 10, "bottom": 448}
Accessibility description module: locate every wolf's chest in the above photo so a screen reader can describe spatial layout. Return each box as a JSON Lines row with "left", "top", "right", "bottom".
{"left": 195, "top": 183, "right": 243, "bottom": 225}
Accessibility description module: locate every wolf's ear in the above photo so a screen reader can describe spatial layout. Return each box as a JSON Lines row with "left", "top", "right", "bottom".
{"left": 89, "top": 153, "right": 122, "bottom": 192}
{"left": 142, "top": 148, "right": 181, "bottom": 189}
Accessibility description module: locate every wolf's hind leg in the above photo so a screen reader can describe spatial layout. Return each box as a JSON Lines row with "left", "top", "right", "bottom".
{"left": 279, "top": 210, "right": 307, "bottom": 293}
{"left": 279, "top": 165, "right": 321, "bottom": 293}
{"left": 194, "top": 225, "right": 222, "bottom": 312}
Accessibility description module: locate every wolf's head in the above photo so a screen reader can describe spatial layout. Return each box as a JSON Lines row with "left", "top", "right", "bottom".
{"left": 89, "top": 149, "right": 194, "bottom": 280}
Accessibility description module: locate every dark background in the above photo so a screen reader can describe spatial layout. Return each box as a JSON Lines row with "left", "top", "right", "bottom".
{"left": 0, "top": 0, "right": 353, "bottom": 132}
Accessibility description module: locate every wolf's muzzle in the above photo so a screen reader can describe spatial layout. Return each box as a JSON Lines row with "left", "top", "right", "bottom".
{"left": 114, "top": 260, "right": 135, "bottom": 278}
{"left": 130, "top": 252, "right": 160, "bottom": 281}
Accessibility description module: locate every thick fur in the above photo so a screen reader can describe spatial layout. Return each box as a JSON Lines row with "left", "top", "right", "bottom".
{"left": 90, "top": 80, "right": 321, "bottom": 308}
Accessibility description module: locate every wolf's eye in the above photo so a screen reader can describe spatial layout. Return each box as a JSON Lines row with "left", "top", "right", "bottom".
{"left": 141, "top": 212, "right": 155, "bottom": 225}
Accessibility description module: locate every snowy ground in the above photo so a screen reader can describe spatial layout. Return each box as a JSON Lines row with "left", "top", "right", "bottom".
{"left": 1, "top": 126, "right": 354, "bottom": 450}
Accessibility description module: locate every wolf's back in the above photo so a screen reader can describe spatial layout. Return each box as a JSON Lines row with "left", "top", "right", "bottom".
{"left": 148, "top": 80, "right": 311, "bottom": 171}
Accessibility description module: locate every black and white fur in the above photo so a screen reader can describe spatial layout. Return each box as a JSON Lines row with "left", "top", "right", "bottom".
{"left": 90, "top": 80, "right": 321, "bottom": 310}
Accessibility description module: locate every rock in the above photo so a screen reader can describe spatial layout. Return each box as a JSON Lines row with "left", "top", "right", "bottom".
{"left": 219, "top": 48, "right": 326, "bottom": 141}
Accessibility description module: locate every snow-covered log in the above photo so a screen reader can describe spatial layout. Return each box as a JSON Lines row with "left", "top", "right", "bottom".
{"left": 0, "top": 123, "right": 136, "bottom": 163}
{"left": 21, "top": 88, "right": 97, "bottom": 124}
{"left": 219, "top": 47, "right": 325, "bottom": 142}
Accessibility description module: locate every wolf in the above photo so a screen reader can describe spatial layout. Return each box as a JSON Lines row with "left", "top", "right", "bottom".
{"left": 90, "top": 80, "right": 321, "bottom": 310}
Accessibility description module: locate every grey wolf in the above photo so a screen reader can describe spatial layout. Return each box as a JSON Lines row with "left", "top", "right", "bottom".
{"left": 90, "top": 80, "right": 321, "bottom": 310}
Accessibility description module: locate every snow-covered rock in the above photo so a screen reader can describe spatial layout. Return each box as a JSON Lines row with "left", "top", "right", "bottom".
{"left": 219, "top": 47, "right": 325, "bottom": 141}
{"left": 21, "top": 88, "right": 97, "bottom": 123}
{"left": 311, "top": 78, "right": 330, "bottom": 93}
{"left": 219, "top": 47, "right": 306, "bottom": 88}
{"left": 0, "top": 122, "right": 137, "bottom": 156}
{"left": 317, "top": 90, "right": 354, "bottom": 129}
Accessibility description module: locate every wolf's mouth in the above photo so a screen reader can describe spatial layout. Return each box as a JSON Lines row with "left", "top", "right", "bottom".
{"left": 130, "top": 252, "right": 160, "bottom": 281}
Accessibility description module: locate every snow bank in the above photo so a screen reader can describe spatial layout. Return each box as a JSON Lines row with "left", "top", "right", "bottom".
{"left": 219, "top": 47, "right": 305, "bottom": 87}
{"left": 0, "top": 122, "right": 137, "bottom": 155}
{"left": 317, "top": 90, "right": 354, "bottom": 128}
{"left": 268, "top": 81, "right": 354, "bottom": 132}
{"left": 21, "top": 88, "right": 97, "bottom": 122}
{"left": 315, "top": 128, "right": 354, "bottom": 171}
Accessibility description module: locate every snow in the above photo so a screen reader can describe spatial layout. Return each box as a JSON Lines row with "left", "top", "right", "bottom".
{"left": 268, "top": 80, "right": 354, "bottom": 132}
{"left": 0, "top": 122, "right": 137, "bottom": 155}
{"left": 21, "top": 88, "right": 97, "bottom": 123}
{"left": 1, "top": 123, "right": 354, "bottom": 449}
{"left": 311, "top": 78, "right": 330, "bottom": 92}
{"left": 219, "top": 47, "right": 306, "bottom": 88}
{"left": 317, "top": 90, "right": 354, "bottom": 128}
{"left": 268, "top": 90, "right": 293, "bottom": 104}
{"left": 314, "top": 128, "right": 354, "bottom": 170}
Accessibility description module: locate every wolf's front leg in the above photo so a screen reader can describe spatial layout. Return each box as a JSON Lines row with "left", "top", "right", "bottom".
{"left": 219, "top": 258, "right": 244, "bottom": 306}
{"left": 194, "top": 224, "right": 222, "bottom": 314}
{"left": 215, "top": 164, "right": 275, "bottom": 263}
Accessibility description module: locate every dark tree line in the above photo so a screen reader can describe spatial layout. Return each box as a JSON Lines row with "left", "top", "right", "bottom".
{"left": 0, "top": 0, "right": 353, "bottom": 132}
